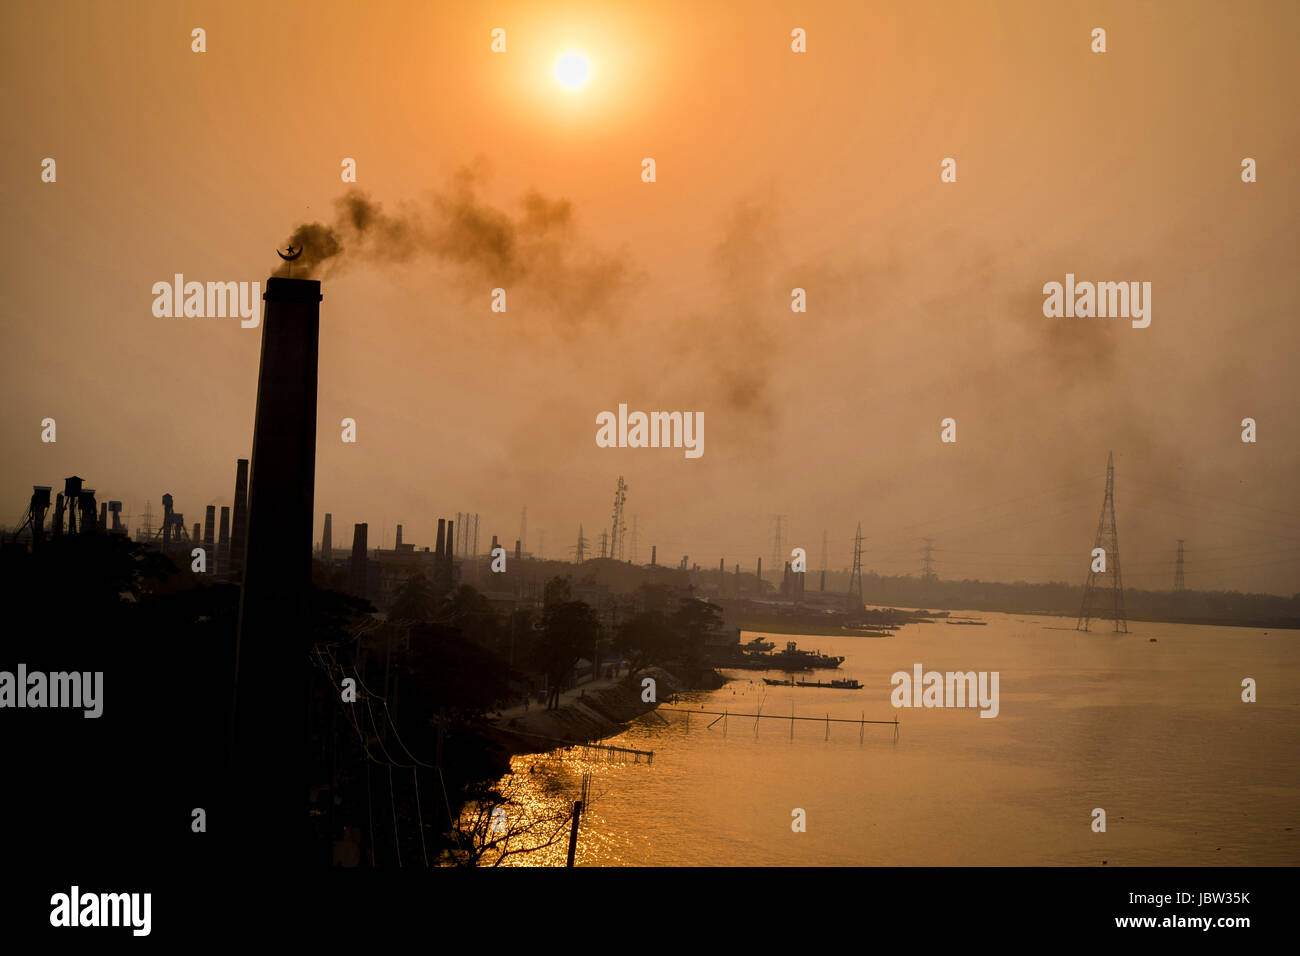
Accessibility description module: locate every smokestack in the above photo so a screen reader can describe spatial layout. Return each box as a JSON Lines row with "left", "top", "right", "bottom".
{"left": 192, "top": 521, "right": 201, "bottom": 544}
{"left": 395, "top": 524, "right": 403, "bottom": 550}
{"left": 436, "top": 518, "right": 446, "bottom": 556}
{"left": 79, "top": 491, "right": 97, "bottom": 533}
{"left": 757, "top": 557, "right": 762, "bottom": 587}
{"left": 819, "top": 569, "right": 825, "bottom": 592}
{"left": 321, "top": 512, "right": 332, "bottom": 558}
{"left": 161, "top": 493, "right": 173, "bottom": 551}
{"left": 349, "top": 523, "right": 368, "bottom": 596}
{"left": 491, "top": 534, "right": 499, "bottom": 553}
{"left": 203, "top": 505, "right": 216, "bottom": 569}
{"left": 99, "top": 502, "right": 108, "bottom": 532}
{"left": 445, "top": 520, "right": 453, "bottom": 562}
{"left": 109, "top": 500, "right": 123, "bottom": 534}
{"left": 218, "top": 506, "right": 230, "bottom": 571}
{"left": 650, "top": 545, "right": 656, "bottom": 567}
{"left": 515, "top": 539, "right": 521, "bottom": 560}
{"left": 231, "top": 275, "right": 321, "bottom": 870}
{"left": 229, "top": 459, "right": 249, "bottom": 581}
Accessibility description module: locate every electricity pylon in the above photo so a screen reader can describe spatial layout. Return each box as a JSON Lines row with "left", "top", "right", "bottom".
{"left": 1077, "top": 451, "right": 1128, "bottom": 633}
{"left": 849, "top": 522, "right": 863, "bottom": 608}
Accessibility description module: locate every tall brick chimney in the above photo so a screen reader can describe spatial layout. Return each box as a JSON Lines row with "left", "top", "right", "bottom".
{"left": 231, "top": 276, "right": 321, "bottom": 870}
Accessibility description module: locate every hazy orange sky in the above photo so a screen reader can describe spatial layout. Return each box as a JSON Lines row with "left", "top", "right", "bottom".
{"left": 3, "top": 0, "right": 1298, "bottom": 593}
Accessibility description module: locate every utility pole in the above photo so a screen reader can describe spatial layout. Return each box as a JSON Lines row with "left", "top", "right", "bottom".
{"left": 565, "top": 800, "right": 583, "bottom": 867}
{"left": 1077, "top": 451, "right": 1128, "bottom": 633}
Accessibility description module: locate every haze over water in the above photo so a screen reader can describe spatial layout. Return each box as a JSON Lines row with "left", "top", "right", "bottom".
{"left": 506, "top": 613, "right": 1299, "bottom": 865}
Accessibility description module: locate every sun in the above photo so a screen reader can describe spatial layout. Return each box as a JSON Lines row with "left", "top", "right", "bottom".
{"left": 554, "top": 52, "right": 591, "bottom": 89}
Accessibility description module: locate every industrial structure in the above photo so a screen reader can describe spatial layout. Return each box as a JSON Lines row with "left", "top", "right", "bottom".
{"left": 849, "top": 522, "right": 863, "bottom": 607}
{"left": 1077, "top": 451, "right": 1128, "bottom": 632}
{"left": 771, "top": 514, "right": 785, "bottom": 577}
{"left": 609, "top": 477, "right": 628, "bottom": 562}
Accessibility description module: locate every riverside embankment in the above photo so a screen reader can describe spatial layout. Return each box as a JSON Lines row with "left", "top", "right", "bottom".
{"left": 482, "top": 665, "right": 715, "bottom": 758}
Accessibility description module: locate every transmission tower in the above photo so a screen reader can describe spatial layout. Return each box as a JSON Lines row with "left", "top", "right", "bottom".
{"left": 1174, "top": 539, "right": 1185, "bottom": 591}
{"left": 573, "top": 525, "right": 587, "bottom": 563}
{"left": 599, "top": 530, "right": 609, "bottom": 559}
{"left": 1077, "top": 451, "right": 1128, "bottom": 633}
{"left": 920, "top": 537, "right": 937, "bottom": 581}
{"left": 849, "top": 522, "right": 863, "bottom": 607}
{"left": 609, "top": 476, "right": 628, "bottom": 561}
{"left": 771, "top": 515, "right": 786, "bottom": 572}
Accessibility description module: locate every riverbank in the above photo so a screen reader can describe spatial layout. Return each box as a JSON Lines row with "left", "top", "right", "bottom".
{"left": 481, "top": 665, "right": 710, "bottom": 759}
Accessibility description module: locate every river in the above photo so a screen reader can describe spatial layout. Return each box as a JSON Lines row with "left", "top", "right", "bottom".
{"left": 498, "top": 612, "right": 1299, "bottom": 865}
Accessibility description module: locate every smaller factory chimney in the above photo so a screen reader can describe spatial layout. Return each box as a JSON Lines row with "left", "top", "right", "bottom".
{"left": 321, "top": 513, "right": 332, "bottom": 558}
{"left": 218, "top": 506, "right": 230, "bottom": 573}
{"left": 756, "top": 557, "right": 762, "bottom": 586}
{"left": 515, "top": 539, "right": 521, "bottom": 561}
{"left": 99, "top": 502, "right": 108, "bottom": 532}
{"left": 109, "top": 500, "right": 123, "bottom": 534}
{"left": 436, "top": 518, "right": 446, "bottom": 557}
{"left": 192, "top": 521, "right": 201, "bottom": 544}
{"left": 78, "top": 490, "right": 97, "bottom": 533}
{"left": 349, "top": 523, "right": 369, "bottom": 598}
{"left": 395, "top": 524, "right": 403, "bottom": 550}
{"left": 203, "top": 505, "right": 216, "bottom": 569}
{"left": 650, "top": 545, "right": 656, "bottom": 567}
{"left": 162, "top": 494, "right": 174, "bottom": 551}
